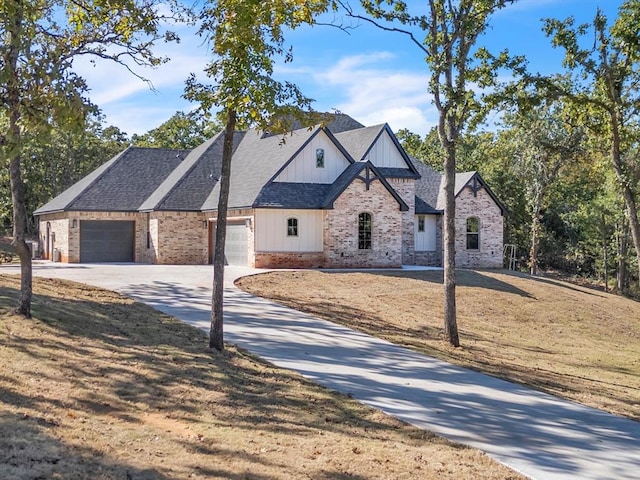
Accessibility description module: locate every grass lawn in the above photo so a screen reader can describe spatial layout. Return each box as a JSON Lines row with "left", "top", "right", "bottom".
{"left": 0, "top": 275, "right": 523, "bottom": 480}
{"left": 237, "top": 269, "right": 640, "bottom": 421}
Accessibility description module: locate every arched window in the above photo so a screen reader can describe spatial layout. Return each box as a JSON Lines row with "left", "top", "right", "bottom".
{"left": 287, "top": 217, "right": 298, "bottom": 237}
{"left": 358, "top": 213, "right": 372, "bottom": 250}
{"left": 466, "top": 217, "right": 479, "bottom": 250}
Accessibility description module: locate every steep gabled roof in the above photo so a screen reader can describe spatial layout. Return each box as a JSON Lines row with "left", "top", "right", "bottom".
{"left": 201, "top": 126, "right": 323, "bottom": 211}
{"left": 435, "top": 170, "right": 506, "bottom": 215}
{"left": 335, "top": 123, "right": 420, "bottom": 178}
{"left": 323, "top": 161, "right": 409, "bottom": 211}
{"left": 34, "top": 147, "right": 187, "bottom": 214}
{"left": 140, "top": 132, "right": 245, "bottom": 211}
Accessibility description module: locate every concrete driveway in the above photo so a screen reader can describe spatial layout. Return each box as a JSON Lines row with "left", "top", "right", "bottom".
{"left": 4, "top": 262, "right": 639, "bottom": 480}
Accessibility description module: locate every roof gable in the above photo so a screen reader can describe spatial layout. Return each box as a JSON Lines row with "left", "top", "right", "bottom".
{"left": 323, "top": 161, "right": 409, "bottom": 211}
{"left": 435, "top": 171, "right": 506, "bottom": 215}
{"left": 201, "top": 126, "right": 320, "bottom": 211}
{"left": 335, "top": 124, "right": 419, "bottom": 177}
{"left": 272, "top": 128, "right": 353, "bottom": 184}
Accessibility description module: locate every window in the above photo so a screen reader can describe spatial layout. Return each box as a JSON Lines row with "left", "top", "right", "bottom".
{"left": 466, "top": 217, "right": 479, "bottom": 250}
{"left": 315, "top": 148, "right": 325, "bottom": 168}
{"left": 418, "top": 215, "right": 425, "bottom": 232}
{"left": 287, "top": 217, "right": 298, "bottom": 237}
{"left": 358, "top": 213, "right": 372, "bottom": 250}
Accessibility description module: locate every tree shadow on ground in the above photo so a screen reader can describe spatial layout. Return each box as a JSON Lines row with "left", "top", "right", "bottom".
{"left": 0, "top": 276, "right": 464, "bottom": 479}
{"left": 0, "top": 410, "right": 170, "bottom": 480}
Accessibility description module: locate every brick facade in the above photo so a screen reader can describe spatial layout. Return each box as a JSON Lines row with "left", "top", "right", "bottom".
{"left": 455, "top": 187, "right": 504, "bottom": 268}
{"left": 388, "top": 178, "right": 416, "bottom": 265}
{"left": 324, "top": 178, "right": 403, "bottom": 268}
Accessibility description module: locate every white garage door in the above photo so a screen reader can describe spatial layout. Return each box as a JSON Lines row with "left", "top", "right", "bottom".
{"left": 211, "top": 222, "right": 248, "bottom": 266}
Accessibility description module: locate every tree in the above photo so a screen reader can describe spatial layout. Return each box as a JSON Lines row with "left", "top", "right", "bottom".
{"left": 184, "top": 0, "right": 329, "bottom": 351}
{"left": 0, "top": 0, "right": 176, "bottom": 316}
{"left": 341, "top": 0, "right": 520, "bottom": 346}
{"left": 505, "top": 99, "right": 585, "bottom": 275}
{"left": 543, "top": 1, "right": 640, "bottom": 289}
{"left": 132, "top": 111, "right": 217, "bottom": 149}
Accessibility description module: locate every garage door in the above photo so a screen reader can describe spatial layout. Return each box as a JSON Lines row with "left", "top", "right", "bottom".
{"left": 80, "top": 220, "right": 135, "bottom": 263}
{"left": 211, "top": 222, "right": 248, "bottom": 266}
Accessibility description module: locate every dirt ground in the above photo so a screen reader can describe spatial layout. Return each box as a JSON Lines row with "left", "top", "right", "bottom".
{"left": 237, "top": 269, "right": 640, "bottom": 420}
{"left": 0, "top": 274, "right": 523, "bottom": 480}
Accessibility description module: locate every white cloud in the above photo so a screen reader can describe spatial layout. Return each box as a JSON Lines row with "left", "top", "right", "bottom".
{"left": 279, "top": 51, "right": 437, "bottom": 134}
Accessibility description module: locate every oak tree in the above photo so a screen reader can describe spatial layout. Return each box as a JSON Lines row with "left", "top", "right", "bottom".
{"left": 184, "top": 0, "right": 329, "bottom": 350}
{"left": 0, "top": 0, "right": 176, "bottom": 316}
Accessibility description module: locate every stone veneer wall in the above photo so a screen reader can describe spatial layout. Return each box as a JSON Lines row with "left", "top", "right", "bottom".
{"left": 153, "top": 211, "right": 208, "bottom": 264}
{"left": 324, "top": 179, "right": 403, "bottom": 268}
{"left": 388, "top": 178, "right": 416, "bottom": 265}
{"left": 455, "top": 187, "right": 504, "bottom": 268}
{"left": 414, "top": 215, "right": 443, "bottom": 266}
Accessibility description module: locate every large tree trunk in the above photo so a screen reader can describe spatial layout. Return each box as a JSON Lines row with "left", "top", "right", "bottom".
{"left": 442, "top": 142, "right": 459, "bottom": 347}
{"left": 6, "top": 3, "right": 32, "bottom": 317}
{"left": 210, "top": 109, "right": 237, "bottom": 351}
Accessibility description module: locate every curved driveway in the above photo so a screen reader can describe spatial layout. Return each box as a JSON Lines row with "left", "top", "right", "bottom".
{"left": 7, "top": 262, "right": 640, "bottom": 480}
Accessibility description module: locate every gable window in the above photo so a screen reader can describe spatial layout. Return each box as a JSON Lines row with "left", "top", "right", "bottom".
{"left": 287, "top": 217, "right": 298, "bottom": 237}
{"left": 315, "top": 148, "right": 325, "bottom": 168}
{"left": 418, "top": 215, "right": 425, "bottom": 232}
{"left": 358, "top": 212, "right": 372, "bottom": 250}
{"left": 466, "top": 217, "right": 479, "bottom": 250}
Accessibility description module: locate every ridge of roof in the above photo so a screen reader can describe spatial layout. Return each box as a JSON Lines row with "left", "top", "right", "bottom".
{"left": 139, "top": 132, "right": 225, "bottom": 211}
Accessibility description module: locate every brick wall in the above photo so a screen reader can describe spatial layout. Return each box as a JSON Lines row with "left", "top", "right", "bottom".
{"left": 153, "top": 211, "right": 208, "bottom": 264}
{"left": 324, "top": 178, "right": 403, "bottom": 268}
{"left": 38, "top": 211, "right": 144, "bottom": 263}
{"left": 255, "top": 252, "right": 324, "bottom": 268}
{"left": 455, "top": 187, "right": 504, "bottom": 268}
{"left": 388, "top": 178, "right": 415, "bottom": 265}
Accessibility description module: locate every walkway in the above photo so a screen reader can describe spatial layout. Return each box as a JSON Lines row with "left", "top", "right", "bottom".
{"left": 8, "top": 263, "right": 640, "bottom": 480}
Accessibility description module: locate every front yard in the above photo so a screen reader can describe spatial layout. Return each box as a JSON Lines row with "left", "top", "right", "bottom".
{"left": 237, "top": 269, "right": 640, "bottom": 420}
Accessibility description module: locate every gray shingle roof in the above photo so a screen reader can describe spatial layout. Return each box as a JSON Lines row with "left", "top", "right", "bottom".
{"left": 201, "top": 126, "right": 323, "bottom": 211}
{"left": 254, "top": 183, "right": 332, "bottom": 208}
{"left": 411, "top": 158, "right": 443, "bottom": 213}
{"left": 34, "top": 147, "right": 187, "bottom": 214}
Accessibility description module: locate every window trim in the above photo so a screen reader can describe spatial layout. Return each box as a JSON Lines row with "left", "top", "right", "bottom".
{"left": 358, "top": 212, "right": 372, "bottom": 250}
{"left": 417, "top": 215, "right": 425, "bottom": 233}
{"left": 466, "top": 217, "right": 480, "bottom": 250}
{"left": 287, "top": 217, "right": 299, "bottom": 237}
{"left": 315, "top": 148, "right": 325, "bottom": 168}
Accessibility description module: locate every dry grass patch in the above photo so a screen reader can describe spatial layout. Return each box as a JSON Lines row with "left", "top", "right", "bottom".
{"left": 0, "top": 275, "right": 523, "bottom": 480}
{"left": 237, "top": 269, "right": 640, "bottom": 420}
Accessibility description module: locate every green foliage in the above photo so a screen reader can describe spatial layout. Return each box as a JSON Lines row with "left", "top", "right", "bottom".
{"left": 132, "top": 111, "right": 219, "bottom": 149}
{"left": 184, "top": 0, "right": 330, "bottom": 132}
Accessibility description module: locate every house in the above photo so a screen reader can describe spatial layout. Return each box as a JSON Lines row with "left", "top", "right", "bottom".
{"left": 34, "top": 114, "right": 505, "bottom": 269}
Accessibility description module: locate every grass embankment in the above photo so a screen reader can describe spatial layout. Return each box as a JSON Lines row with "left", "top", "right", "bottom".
{"left": 0, "top": 275, "right": 522, "bottom": 479}
{"left": 237, "top": 269, "right": 640, "bottom": 420}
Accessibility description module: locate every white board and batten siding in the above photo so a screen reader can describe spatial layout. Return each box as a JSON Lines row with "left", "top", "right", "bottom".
{"left": 364, "top": 130, "right": 408, "bottom": 168}
{"left": 255, "top": 209, "right": 323, "bottom": 252}
{"left": 415, "top": 215, "right": 437, "bottom": 251}
{"left": 274, "top": 131, "right": 350, "bottom": 184}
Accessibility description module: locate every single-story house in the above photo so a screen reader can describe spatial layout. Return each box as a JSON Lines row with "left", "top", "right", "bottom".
{"left": 34, "top": 114, "right": 505, "bottom": 268}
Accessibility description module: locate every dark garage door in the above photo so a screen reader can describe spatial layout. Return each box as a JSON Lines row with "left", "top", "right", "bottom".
{"left": 80, "top": 220, "right": 135, "bottom": 263}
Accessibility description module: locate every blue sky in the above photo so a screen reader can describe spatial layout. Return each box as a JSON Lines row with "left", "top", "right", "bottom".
{"left": 72, "top": 0, "right": 625, "bottom": 137}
